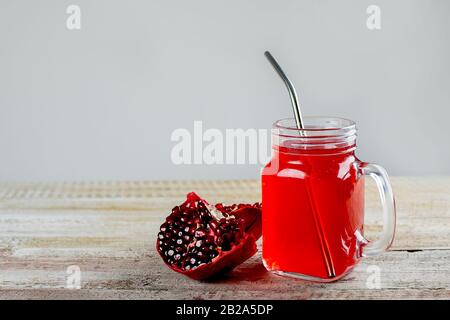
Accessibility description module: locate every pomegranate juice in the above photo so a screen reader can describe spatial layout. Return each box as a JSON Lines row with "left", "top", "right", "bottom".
{"left": 262, "top": 144, "right": 365, "bottom": 280}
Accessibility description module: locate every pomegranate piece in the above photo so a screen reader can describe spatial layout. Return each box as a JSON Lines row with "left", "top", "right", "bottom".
{"left": 156, "top": 192, "right": 262, "bottom": 280}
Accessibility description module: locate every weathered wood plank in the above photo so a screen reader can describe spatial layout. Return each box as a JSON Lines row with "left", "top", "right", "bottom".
{"left": 0, "top": 251, "right": 448, "bottom": 299}
{"left": 0, "top": 177, "right": 449, "bottom": 299}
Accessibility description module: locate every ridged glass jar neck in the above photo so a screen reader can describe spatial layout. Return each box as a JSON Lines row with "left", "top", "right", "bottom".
{"left": 272, "top": 117, "right": 357, "bottom": 156}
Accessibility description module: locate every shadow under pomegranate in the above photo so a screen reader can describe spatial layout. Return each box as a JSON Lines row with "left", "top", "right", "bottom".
{"left": 202, "top": 259, "right": 268, "bottom": 283}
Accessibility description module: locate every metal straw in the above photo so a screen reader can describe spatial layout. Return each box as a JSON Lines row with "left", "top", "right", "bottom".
{"left": 264, "top": 51, "right": 336, "bottom": 278}
{"left": 264, "top": 51, "right": 305, "bottom": 129}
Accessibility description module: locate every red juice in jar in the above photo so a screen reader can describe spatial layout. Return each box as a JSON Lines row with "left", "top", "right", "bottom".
{"left": 262, "top": 117, "right": 395, "bottom": 281}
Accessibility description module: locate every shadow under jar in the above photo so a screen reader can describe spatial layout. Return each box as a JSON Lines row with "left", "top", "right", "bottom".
{"left": 262, "top": 117, "right": 396, "bottom": 282}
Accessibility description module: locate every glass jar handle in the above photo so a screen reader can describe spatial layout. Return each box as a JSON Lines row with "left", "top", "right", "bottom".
{"left": 359, "top": 162, "right": 396, "bottom": 257}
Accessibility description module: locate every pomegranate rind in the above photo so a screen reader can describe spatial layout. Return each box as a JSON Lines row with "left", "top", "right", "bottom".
{"left": 172, "top": 234, "right": 257, "bottom": 280}
{"left": 232, "top": 206, "right": 262, "bottom": 241}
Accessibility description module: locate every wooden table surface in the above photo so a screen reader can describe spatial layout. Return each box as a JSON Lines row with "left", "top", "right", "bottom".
{"left": 0, "top": 177, "right": 449, "bottom": 300}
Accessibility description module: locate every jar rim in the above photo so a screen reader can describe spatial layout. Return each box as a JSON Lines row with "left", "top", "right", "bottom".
{"left": 273, "top": 116, "right": 356, "bottom": 132}
{"left": 272, "top": 117, "right": 357, "bottom": 153}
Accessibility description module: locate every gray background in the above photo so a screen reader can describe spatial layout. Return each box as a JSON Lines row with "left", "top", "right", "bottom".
{"left": 1, "top": 0, "right": 449, "bottom": 182}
